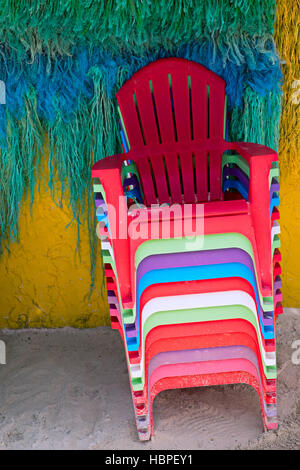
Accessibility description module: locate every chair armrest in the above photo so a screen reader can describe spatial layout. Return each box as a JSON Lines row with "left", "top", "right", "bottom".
{"left": 91, "top": 154, "right": 126, "bottom": 239}
{"left": 225, "top": 141, "right": 277, "bottom": 204}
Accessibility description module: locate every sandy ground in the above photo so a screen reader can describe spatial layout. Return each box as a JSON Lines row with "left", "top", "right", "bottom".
{"left": 0, "top": 308, "right": 299, "bottom": 450}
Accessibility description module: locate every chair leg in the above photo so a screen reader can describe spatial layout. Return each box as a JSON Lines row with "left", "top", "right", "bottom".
{"left": 134, "top": 408, "right": 152, "bottom": 441}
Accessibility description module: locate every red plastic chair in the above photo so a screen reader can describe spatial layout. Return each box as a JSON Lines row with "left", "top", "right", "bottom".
{"left": 146, "top": 362, "right": 277, "bottom": 438}
{"left": 92, "top": 58, "right": 278, "bottom": 310}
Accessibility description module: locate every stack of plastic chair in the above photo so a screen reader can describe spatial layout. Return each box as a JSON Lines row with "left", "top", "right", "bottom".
{"left": 91, "top": 58, "right": 282, "bottom": 441}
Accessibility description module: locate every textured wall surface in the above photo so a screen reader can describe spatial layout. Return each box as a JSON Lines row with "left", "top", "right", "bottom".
{"left": 0, "top": 177, "right": 109, "bottom": 328}
{"left": 274, "top": 0, "right": 300, "bottom": 307}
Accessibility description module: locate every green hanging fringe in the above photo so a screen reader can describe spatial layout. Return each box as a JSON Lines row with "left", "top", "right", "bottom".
{"left": 230, "top": 89, "right": 282, "bottom": 148}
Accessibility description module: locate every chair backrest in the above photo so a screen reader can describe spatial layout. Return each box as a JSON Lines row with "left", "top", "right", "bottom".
{"left": 117, "top": 58, "right": 226, "bottom": 205}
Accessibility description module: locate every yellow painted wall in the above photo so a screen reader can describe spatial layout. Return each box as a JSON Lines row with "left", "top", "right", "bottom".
{"left": 0, "top": 147, "right": 299, "bottom": 329}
